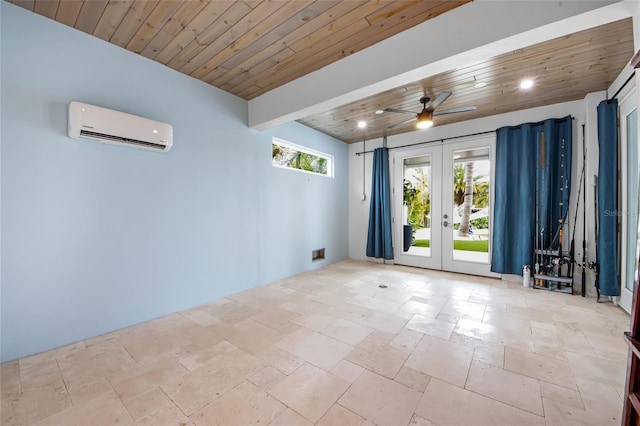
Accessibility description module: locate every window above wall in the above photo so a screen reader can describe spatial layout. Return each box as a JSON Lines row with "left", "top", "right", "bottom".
{"left": 272, "top": 137, "right": 334, "bottom": 178}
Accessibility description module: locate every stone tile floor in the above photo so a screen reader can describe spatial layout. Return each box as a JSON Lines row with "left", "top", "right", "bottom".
{"left": 0, "top": 260, "right": 631, "bottom": 425}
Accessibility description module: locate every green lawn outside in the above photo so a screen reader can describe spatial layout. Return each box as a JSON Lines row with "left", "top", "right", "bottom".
{"left": 413, "top": 239, "right": 489, "bottom": 252}
{"left": 413, "top": 239, "right": 431, "bottom": 248}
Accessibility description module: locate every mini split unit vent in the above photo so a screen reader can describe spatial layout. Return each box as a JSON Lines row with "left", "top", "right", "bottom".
{"left": 68, "top": 101, "right": 173, "bottom": 153}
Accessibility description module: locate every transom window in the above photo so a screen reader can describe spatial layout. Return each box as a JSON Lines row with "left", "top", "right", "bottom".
{"left": 272, "top": 137, "right": 334, "bottom": 178}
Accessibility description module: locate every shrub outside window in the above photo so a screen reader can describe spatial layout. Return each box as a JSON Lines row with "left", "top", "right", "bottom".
{"left": 272, "top": 137, "right": 334, "bottom": 178}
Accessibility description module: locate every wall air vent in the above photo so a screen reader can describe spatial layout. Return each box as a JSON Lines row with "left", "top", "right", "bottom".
{"left": 78, "top": 130, "right": 168, "bottom": 150}
{"left": 312, "top": 248, "right": 326, "bottom": 262}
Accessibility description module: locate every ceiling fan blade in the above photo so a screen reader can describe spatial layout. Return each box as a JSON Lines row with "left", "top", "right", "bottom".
{"left": 427, "top": 91, "right": 452, "bottom": 111}
{"left": 433, "top": 105, "right": 477, "bottom": 116}
{"left": 388, "top": 117, "right": 417, "bottom": 129}
{"left": 384, "top": 108, "right": 416, "bottom": 115}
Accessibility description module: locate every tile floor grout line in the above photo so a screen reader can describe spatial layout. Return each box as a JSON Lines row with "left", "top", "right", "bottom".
{"left": 186, "top": 378, "right": 244, "bottom": 420}
{"left": 502, "top": 363, "right": 579, "bottom": 392}
{"left": 539, "top": 379, "right": 547, "bottom": 419}
{"left": 463, "top": 348, "right": 475, "bottom": 389}
{"left": 117, "top": 394, "right": 137, "bottom": 424}
{"left": 17, "top": 357, "right": 23, "bottom": 395}
{"left": 390, "top": 332, "right": 420, "bottom": 382}
{"left": 55, "top": 357, "right": 74, "bottom": 406}
{"left": 571, "top": 377, "right": 589, "bottom": 411}
{"left": 159, "top": 385, "right": 190, "bottom": 420}
{"left": 263, "top": 364, "right": 315, "bottom": 423}
{"left": 460, "top": 375, "right": 548, "bottom": 418}
{"left": 317, "top": 380, "right": 354, "bottom": 425}
{"left": 104, "top": 375, "right": 118, "bottom": 401}
{"left": 115, "top": 335, "right": 141, "bottom": 365}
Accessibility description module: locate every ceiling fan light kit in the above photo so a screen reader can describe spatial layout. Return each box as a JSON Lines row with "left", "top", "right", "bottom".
{"left": 416, "top": 110, "right": 433, "bottom": 129}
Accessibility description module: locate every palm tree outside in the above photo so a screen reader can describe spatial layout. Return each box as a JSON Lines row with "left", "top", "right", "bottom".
{"left": 405, "top": 157, "right": 490, "bottom": 255}
{"left": 458, "top": 162, "right": 474, "bottom": 237}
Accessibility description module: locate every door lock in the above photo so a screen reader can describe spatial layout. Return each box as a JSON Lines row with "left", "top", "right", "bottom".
{"left": 443, "top": 214, "right": 448, "bottom": 219}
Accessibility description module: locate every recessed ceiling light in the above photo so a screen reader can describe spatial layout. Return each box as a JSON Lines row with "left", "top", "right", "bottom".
{"left": 375, "top": 109, "right": 384, "bottom": 115}
{"left": 474, "top": 82, "right": 487, "bottom": 88}
{"left": 357, "top": 120, "right": 367, "bottom": 129}
{"left": 520, "top": 79, "right": 534, "bottom": 89}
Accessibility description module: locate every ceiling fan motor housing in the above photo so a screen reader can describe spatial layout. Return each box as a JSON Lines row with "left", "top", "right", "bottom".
{"left": 417, "top": 110, "right": 433, "bottom": 121}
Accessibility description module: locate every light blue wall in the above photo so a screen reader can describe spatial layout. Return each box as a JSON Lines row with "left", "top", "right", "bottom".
{"left": 0, "top": 3, "right": 348, "bottom": 362}
{"left": 257, "top": 126, "right": 349, "bottom": 285}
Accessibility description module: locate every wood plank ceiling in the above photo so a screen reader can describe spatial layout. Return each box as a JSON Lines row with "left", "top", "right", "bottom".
{"left": 9, "top": 0, "right": 469, "bottom": 100}
{"left": 298, "top": 18, "right": 635, "bottom": 142}
{"left": 9, "top": 1, "right": 634, "bottom": 143}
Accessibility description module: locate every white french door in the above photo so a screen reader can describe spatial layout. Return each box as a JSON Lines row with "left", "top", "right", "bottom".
{"left": 392, "top": 136, "right": 498, "bottom": 277}
{"left": 620, "top": 84, "right": 639, "bottom": 314}
{"left": 393, "top": 145, "right": 442, "bottom": 270}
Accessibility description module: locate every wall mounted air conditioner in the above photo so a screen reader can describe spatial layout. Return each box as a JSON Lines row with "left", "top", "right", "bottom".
{"left": 68, "top": 101, "right": 173, "bottom": 153}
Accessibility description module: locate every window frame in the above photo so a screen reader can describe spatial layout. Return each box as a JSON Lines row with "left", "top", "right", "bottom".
{"left": 271, "top": 137, "right": 334, "bottom": 178}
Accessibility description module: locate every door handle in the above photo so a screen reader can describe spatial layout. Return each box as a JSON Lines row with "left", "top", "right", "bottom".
{"left": 443, "top": 221, "right": 449, "bottom": 227}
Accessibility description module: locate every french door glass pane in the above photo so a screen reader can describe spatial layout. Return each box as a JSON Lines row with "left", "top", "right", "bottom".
{"left": 451, "top": 148, "right": 490, "bottom": 263}
{"left": 403, "top": 155, "right": 431, "bottom": 257}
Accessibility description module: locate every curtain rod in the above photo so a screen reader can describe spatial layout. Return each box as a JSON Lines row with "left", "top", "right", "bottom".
{"left": 354, "top": 116, "right": 575, "bottom": 156}
{"left": 355, "top": 130, "right": 495, "bottom": 156}
{"left": 608, "top": 72, "right": 635, "bottom": 102}
{"left": 499, "top": 115, "right": 575, "bottom": 131}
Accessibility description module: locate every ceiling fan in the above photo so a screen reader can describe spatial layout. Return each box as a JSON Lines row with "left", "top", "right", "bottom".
{"left": 384, "top": 92, "right": 476, "bottom": 129}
